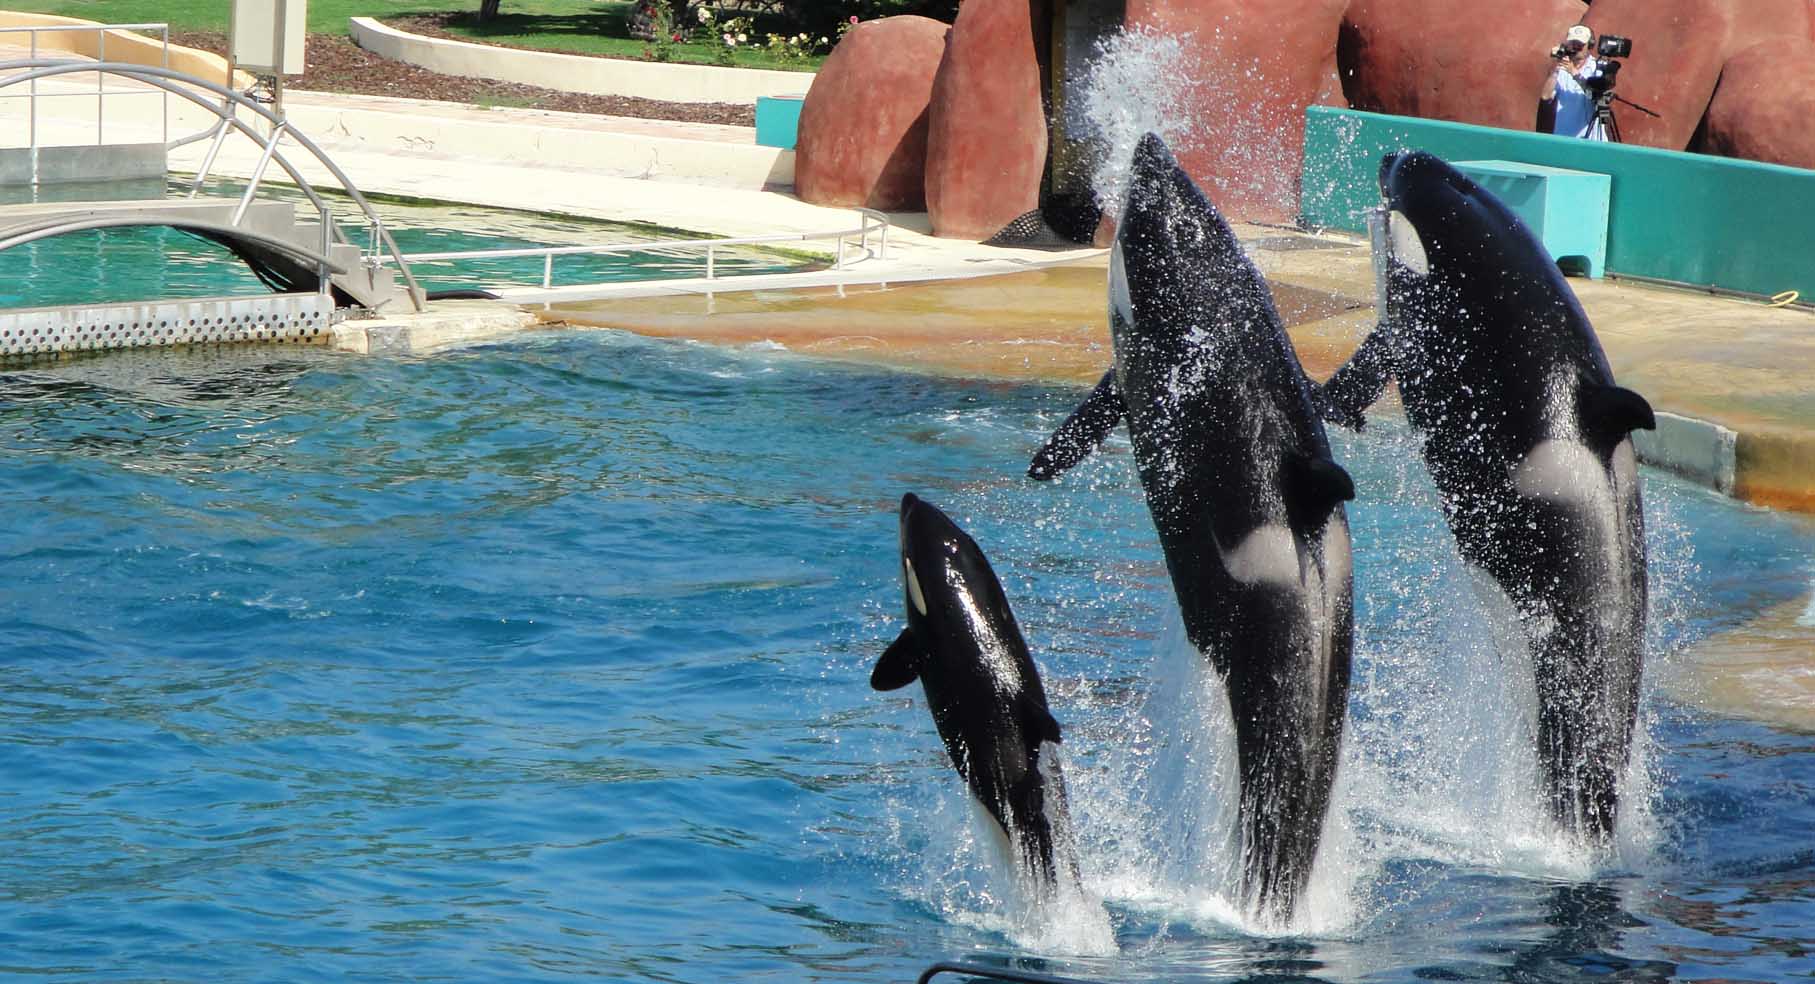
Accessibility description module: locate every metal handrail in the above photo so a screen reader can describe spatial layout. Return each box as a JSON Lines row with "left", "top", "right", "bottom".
{"left": 0, "top": 23, "right": 172, "bottom": 182}
{"left": 0, "top": 60, "right": 426, "bottom": 311}
{"left": 0, "top": 215, "right": 350, "bottom": 277}
{"left": 395, "top": 209, "right": 892, "bottom": 290}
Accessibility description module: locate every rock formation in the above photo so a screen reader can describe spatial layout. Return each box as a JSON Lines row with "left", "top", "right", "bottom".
{"left": 795, "top": 16, "right": 949, "bottom": 211}
{"left": 1584, "top": 0, "right": 1812, "bottom": 150}
{"left": 1123, "top": 0, "right": 1349, "bottom": 224}
{"left": 923, "top": 0, "right": 1050, "bottom": 240}
{"left": 1696, "top": 36, "right": 1815, "bottom": 170}
{"left": 1339, "top": 0, "right": 1586, "bottom": 130}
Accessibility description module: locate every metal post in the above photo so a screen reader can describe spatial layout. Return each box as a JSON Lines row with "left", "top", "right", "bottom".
{"left": 28, "top": 31, "right": 38, "bottom": 187}
{"left": 232, "top": 119, "right": 288, "bottom": 226}
{"left": 706, "top": 244, "right": 715, "bottom": 280}
{"left": 161, "top": 26, "right": 169, "bottom": 146}
{"left": 188, "top": 117, "right": 234, "bottom": 197}
{"left": 543, "top": 253, "right": 553, "bottom": 289}
{"left": 319, "top": 207, "right": 333, "bottom": 297}
{"left": 96, "top": 27, "right": 106, "bottom": 145}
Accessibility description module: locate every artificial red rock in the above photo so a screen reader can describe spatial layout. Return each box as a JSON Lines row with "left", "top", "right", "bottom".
{"left": 1339, "top": 0, "right": 1587, "bottom": 131}
{"left": 1696, "top": 37, "right": 1815, "bottom": 170}
{"left": 795, "top": 16, "right": 949, "bottom": 211}
{"left": 923, "top": 0, "right": 1050, "bottom": 240}
{"left": 1584, "top": 0, "right": 1812, "bottom": 150}
{"left": 1124, "top": 0, "right": 1349, "bottom": 224}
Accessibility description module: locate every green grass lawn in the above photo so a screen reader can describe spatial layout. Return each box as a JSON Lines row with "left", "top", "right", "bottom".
{"left": 4, "top": 0, "right": 436, "bottom": 35}
{"left": 5, "top": 0, "right": 824, "bottom": 70}
{"left": 440, "top": 1, "right": 825, "bottom": 72}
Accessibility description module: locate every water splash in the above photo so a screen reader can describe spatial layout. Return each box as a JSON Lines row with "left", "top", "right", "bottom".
{"left": 1073, "top": 28, "right": 1206, "bottom": 221}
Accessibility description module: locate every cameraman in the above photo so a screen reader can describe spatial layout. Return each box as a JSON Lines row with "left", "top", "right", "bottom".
{"left": 1538, "top": 25, "right": 1608, "bottom": 141}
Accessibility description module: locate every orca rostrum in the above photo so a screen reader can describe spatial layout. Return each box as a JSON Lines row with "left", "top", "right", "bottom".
{"left": 872, "top": 493, "right": 1081, "bottom": 892}
{"left": 1319, "top": 150, "right": 1652, "bottom": 844}
{"left": 1030, "top": 133, "right": 1355, "bottom": 921}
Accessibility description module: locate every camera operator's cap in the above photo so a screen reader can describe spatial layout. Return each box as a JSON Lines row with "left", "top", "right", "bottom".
{"left": 1565, "top": 25, "right": 1593, "bottom": 44}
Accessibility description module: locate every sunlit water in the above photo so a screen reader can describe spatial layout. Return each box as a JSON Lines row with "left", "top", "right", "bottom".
{"left": 0, "top": 332, "right": 1809, "bottom": 981}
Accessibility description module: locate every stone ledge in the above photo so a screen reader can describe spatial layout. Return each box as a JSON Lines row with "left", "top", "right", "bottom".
{"left": 349, "top": 16, "right": 815, "bottom": 105}
{"left": 1631, "top": 411, "right": 1739, "bottom": 496}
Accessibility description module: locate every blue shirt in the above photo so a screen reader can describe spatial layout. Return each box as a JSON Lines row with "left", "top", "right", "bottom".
{"left": 1553, "top": 59, "right": 1608, "bottom": 141}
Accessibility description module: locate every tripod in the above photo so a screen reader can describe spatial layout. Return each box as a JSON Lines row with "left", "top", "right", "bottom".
{"left": 1591, "top": 88, "right": 1659, "bottom": 143}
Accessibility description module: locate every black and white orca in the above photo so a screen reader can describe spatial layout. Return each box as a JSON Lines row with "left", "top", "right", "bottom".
{"left": 1030, "top": 133, "right": 1355, "bottom": 921}
{"left": 872, "top": 493, "right": 1080, "bottom": 890}
{"left": 1319, "top": 150, "right": 1652, "bottom": 843}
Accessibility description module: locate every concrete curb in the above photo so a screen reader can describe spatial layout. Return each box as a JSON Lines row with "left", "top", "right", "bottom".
{"left": 1631, "top": 411, "right": 1739, "bottom": 496}
{"left": 331, "top": 299, "right": 542, "bottom": 356}
{"left": 349, "top": 17, "right": 815, "bottom": 105}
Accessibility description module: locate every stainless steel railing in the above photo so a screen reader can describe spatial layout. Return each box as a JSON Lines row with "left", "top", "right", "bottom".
{"left": 392, "top": 208, "right": 890, "bottom": 290}
{"left": 0, "top": 23, "right": 171, "bottom": 183}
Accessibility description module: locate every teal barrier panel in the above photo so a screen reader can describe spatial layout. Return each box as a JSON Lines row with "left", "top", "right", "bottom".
{"left": 755, "top": 95, "right": 804, "bottom": 150}
{"left": 1300, "top": 106, "right": 1815, "bottom": 300}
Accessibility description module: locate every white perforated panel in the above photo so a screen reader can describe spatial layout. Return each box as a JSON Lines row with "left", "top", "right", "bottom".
{"left": 0, "top": 294, "right": 336, "bottom": 358}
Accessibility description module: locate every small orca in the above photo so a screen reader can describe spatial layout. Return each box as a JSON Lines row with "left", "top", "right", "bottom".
{"left": 872, "top": 493, "right": 1080, "bottom": 891}
{"left": 1030, "top": 133, "right": 1355, "bottom": 921}
{"left": 1318, "top": 150, "right": 1652, "bottom": 843}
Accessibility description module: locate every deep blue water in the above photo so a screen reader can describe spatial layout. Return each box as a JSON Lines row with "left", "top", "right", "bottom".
{"left": 0, "top": 332, "right": 1810, "bottom": 982}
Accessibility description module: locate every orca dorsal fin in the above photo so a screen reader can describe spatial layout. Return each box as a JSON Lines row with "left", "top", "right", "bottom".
{"left": 1286, "top": 452, "right": 1356, "bottom": 521}
{"left": 871, "top": 629, "right": 926, "bottom": 691}
{"left": 1312, "top": 323, "right": 1398, "bottom": 432}
{"left": 1029, "top": 369, "right": 1125, "bottom": 480}
{"left": 1580, "top": 384, "right": 1656, "bottom": 450}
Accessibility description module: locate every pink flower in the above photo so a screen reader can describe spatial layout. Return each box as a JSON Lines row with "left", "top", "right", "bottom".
{"left": 849, "top": 15, "right": 859, "bottom": 23}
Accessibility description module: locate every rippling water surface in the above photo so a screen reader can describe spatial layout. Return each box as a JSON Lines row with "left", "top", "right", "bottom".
{"left": 1, "top": 333, "right": 1810, "bottom": 982}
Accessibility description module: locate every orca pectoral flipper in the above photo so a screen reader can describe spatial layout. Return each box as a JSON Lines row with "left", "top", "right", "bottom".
{"left": 1312, "top": 324, "right": 1396, "bottom": 432}
{"left": 1579, "top": 384, "right": 1656, "bottom": 453}
{"left": 871, "top": 629, "right": 926, "bottom": 691}
{"left": 1028, "top": 369, "right": 1125, "bottom": 480}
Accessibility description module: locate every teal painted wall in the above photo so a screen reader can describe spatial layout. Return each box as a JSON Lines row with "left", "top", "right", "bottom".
{"left": 1299, "top": 106, "right": 1815, "bottom": 300}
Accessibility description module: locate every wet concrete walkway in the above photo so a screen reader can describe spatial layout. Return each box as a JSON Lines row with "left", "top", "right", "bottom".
{"left": 548, "top": 229, "right": 1815, "bottom": 513}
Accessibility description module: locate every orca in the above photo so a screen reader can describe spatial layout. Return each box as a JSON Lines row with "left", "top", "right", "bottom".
{"left": 1030, "top": 133, "right": 1355, "bottom": 921}
{"left": 1319, "top": 150, "right": 1652, "bottom": 843}
{"left": 872, "top": 493, "right": 1080, "bottom": 891}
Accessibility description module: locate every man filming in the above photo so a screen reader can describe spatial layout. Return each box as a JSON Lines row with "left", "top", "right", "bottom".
{"left": 1538, "top": 25, "right": 1608, "bottom": 141}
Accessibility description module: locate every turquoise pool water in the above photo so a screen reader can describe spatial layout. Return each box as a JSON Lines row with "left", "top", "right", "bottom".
{"left": 0, "top": 181, "right": 817, "bottom": 309}
{"left": 0, "top": 333, "right": 1810, "bottom": 981}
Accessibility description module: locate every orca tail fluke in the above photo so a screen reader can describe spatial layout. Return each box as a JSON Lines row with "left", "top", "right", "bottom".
{"left": 1029, "top": 369, "right": 1125, "bottom": 480}
{"left": 1313, "top": 323, "right": 1397, "bottom": 431}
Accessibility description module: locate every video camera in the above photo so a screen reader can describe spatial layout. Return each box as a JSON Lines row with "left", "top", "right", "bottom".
{"left": 1582, "top": 35, "right": 1632, "bottom": 98}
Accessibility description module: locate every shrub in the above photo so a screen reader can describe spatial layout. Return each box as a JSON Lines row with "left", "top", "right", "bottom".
{"left": 774, "top": 0, "right": 961, "bottom": 39}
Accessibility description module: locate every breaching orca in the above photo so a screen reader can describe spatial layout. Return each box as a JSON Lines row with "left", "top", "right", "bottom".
{"left": 872, "top": 493, "right": 1080, "bottom": 891}
{"left": 1319, "top": 150, "right": 1652, "bottom": 843}
{"left": 1029, "top": 133, "right": 1355, "bottom": 920}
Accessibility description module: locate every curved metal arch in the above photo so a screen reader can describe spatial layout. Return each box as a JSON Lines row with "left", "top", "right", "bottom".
{"left": 0, "top": 59, "right": 424, "bottom": 311}
{"left": 0, "top": 216, "right": 350, "bottom": 276}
